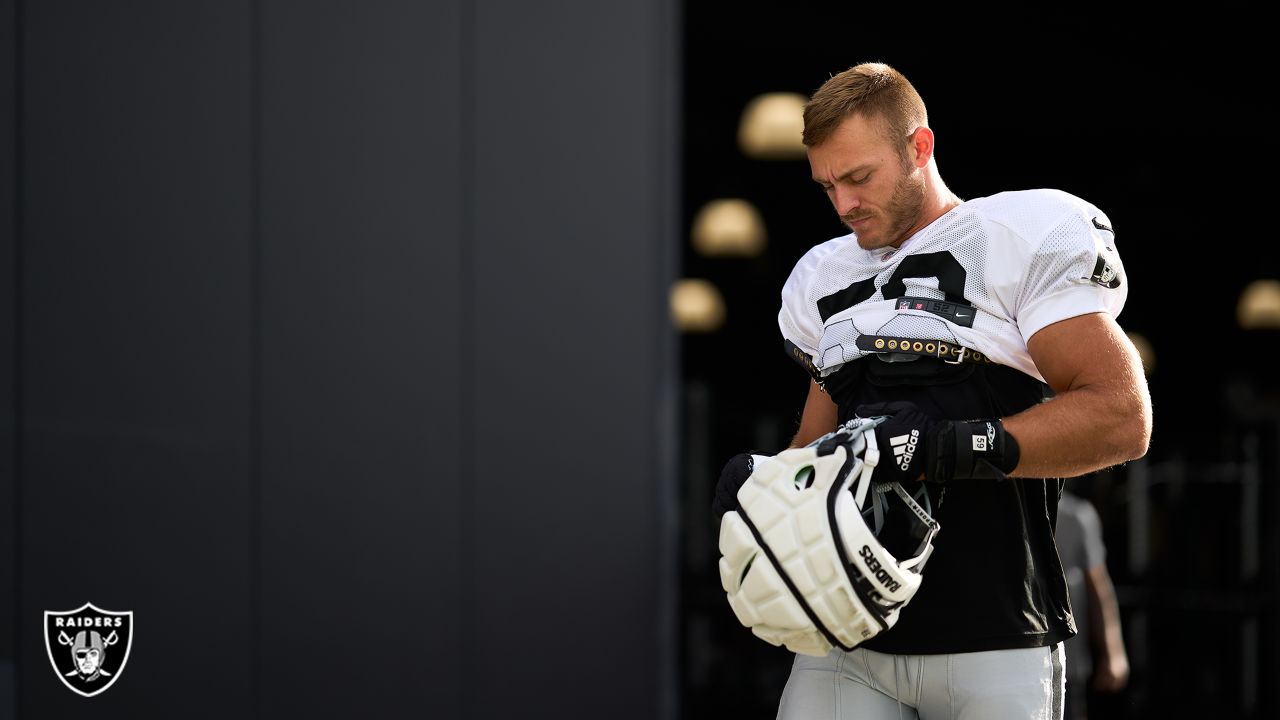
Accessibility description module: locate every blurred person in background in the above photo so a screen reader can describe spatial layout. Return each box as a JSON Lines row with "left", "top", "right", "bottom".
{"left": 1056, "top": 483, "right": 1130, "bottom": 720}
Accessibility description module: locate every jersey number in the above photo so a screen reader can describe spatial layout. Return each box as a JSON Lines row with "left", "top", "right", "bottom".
{"left": 816, "top": 251, "right": 968, "bottom": 322}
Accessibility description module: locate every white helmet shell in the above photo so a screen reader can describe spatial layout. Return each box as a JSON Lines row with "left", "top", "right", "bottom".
{"left": 717, "top": 417, "right": 939, "bottom": 656}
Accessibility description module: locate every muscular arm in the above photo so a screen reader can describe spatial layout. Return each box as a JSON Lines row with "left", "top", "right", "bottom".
{"left": 789, "top": 379, "right": 838, "bottom": 448}
{"left": 782, "top": 312, "right": 1149, "bottom": 476}
{"left": 1002, "top": 312, "right": 1152, "bottom": 478}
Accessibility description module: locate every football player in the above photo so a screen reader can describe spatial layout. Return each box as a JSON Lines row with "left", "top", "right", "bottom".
{"left": 714, "top": 62, "right": 1151, "bottom": 720}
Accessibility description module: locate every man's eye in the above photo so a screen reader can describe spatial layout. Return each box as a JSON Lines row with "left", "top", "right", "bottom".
{"left": 851, "top": 175, "right": 870, "bottom": 185}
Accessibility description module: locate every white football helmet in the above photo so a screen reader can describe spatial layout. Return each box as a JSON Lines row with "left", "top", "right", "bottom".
{"left": 717, "top": 417, "right": 940, "bottom": 657}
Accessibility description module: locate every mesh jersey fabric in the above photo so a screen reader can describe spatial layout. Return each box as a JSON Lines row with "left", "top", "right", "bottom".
{"left": 780, "top": 188, "right": 1126, "bottom": 383}
{"left": 775, "top": 188, "right": 1127, "bottom": 654}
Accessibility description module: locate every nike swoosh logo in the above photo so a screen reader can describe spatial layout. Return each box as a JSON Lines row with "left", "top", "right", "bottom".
{"left": 1092, "top": 217, "right": 1114, "bottom": 233}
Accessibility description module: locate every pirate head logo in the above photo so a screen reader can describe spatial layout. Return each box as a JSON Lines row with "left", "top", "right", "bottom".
{"left": 1088, "top": 254, "right": 1122, "bottom": 289}
{"left": 44, "top": 602, "right": 133, "bottom": 697}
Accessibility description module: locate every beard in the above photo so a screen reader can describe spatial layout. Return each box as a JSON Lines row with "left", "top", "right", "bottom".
{"left": 845, "top": 161, "right": 926, "bottom": 250}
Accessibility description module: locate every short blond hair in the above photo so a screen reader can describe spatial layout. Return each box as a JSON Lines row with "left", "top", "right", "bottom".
{"left": 802, "top": 63, "right": 928, "bottom": 150}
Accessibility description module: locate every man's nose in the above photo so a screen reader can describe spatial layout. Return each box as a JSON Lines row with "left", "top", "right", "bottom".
{"left": 832, "top": 186, "right": 859, "bottom": 215}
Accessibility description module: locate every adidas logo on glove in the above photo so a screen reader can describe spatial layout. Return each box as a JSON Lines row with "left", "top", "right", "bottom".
{"left": 890, "top": 430, "right": 919, "bottom": 471}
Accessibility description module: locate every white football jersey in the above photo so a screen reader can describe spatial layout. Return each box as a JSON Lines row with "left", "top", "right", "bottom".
{"left": 779, "top": 189, "right": 1126, "bottom": 384}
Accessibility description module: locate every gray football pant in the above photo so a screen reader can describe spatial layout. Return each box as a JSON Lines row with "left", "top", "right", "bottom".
{"left": 777, "top": 643, "right": 1065, "bottom": 720}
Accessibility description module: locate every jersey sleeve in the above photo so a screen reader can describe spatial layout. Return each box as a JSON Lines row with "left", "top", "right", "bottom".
{"left": 1011, "top": 204, "right": 1128, "bottom": 343}
{"left": 778, "top": 247, "right": 826, "bottom": 380}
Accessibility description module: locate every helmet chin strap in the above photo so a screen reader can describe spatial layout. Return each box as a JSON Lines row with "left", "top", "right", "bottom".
{"left": 836, "top": 416, "right": 940, "bottom": 571}
{"left": 862, "top": 482, "right": 938, "bottom": 571}
{"left": 811, "top": 416, "right": 940, "bottom": 570}
{"left": 890, "top": 483, "right": 938, "bottom": 571}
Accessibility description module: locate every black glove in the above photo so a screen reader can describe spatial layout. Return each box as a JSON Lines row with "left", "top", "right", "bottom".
{"left": 855, "top": 401, "right": 1022, "bottom": 483}
{"left": 712, "top": 453, "right": 755, "bottom": 518}
{"left": 855, "top": 401, "right": 940, "bottom": 485}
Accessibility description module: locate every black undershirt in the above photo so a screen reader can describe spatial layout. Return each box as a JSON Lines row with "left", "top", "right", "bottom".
{"left": 823, "top": 356, "right": 1076, "bottom": 654}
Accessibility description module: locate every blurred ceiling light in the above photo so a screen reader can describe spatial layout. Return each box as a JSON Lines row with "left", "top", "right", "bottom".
{"left": 691, "top": 199, "right": 766, "bottom": 257}
{"left": 1125, "top": 331, "right": 1156, "bottom": 377}
{"left": 738, "top": 92, "right": 807, "bottom": 159}
{"left": 1237, "top": 279, "right": 1280, "bottom": 329}
{"left": 670, "top": 279, "right": 726, "bottom": 333}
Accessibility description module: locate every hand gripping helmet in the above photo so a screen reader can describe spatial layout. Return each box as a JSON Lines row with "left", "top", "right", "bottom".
{"left": 717, "top": 417, "right": 940, "bottom": 657}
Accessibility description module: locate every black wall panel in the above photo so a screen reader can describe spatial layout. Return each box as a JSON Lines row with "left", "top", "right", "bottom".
{"left": 17, "top": 2, "right": 253, "bottom": 717}
{"left": 258, "top": 1, "right": 463, "bottom": 716}
{"left": 8, "top": 1, "right": 676, "bottom": 717}
{"left": 2, "top": 0, "right": 19, "bottom": 713}
{"left": 468, "top": 2, "right": 675, "bottom": 718}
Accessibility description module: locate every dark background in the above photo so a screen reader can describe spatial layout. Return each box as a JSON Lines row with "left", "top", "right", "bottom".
{"left": 2, "top": 1, "right": 677, "bottom": 718}
{"left": 3, "top": 2, "right": 1278, "bottom": 719}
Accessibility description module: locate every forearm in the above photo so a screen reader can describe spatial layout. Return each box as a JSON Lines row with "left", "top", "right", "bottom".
{"left": 1088, "top": 567, "right": 1127, "bottom": 657}
{"left": 1002, "top": 381, "right": 1151, "bottom": 478}
{"left": 790, "top": 379, "right": 839, "bottom": 448}
{"left": 1086, "top": 564, "right": 1130, "bottom": 690}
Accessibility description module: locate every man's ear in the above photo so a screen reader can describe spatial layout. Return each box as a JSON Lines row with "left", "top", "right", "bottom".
{"left": 907, "top": 127, "right": 935, "bottom": 168}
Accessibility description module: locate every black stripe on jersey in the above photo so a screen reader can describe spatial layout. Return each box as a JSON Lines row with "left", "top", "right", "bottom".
{"left": 817, "top": 275, "right": 879, "bottom": 323}
{"left": 816, "top": 251, "right": 969, "bottom": 322}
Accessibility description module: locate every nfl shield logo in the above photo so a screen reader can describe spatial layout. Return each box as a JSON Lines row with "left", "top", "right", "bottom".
{"left": 44, "top": 602, "right": 133, "bottom": 697}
